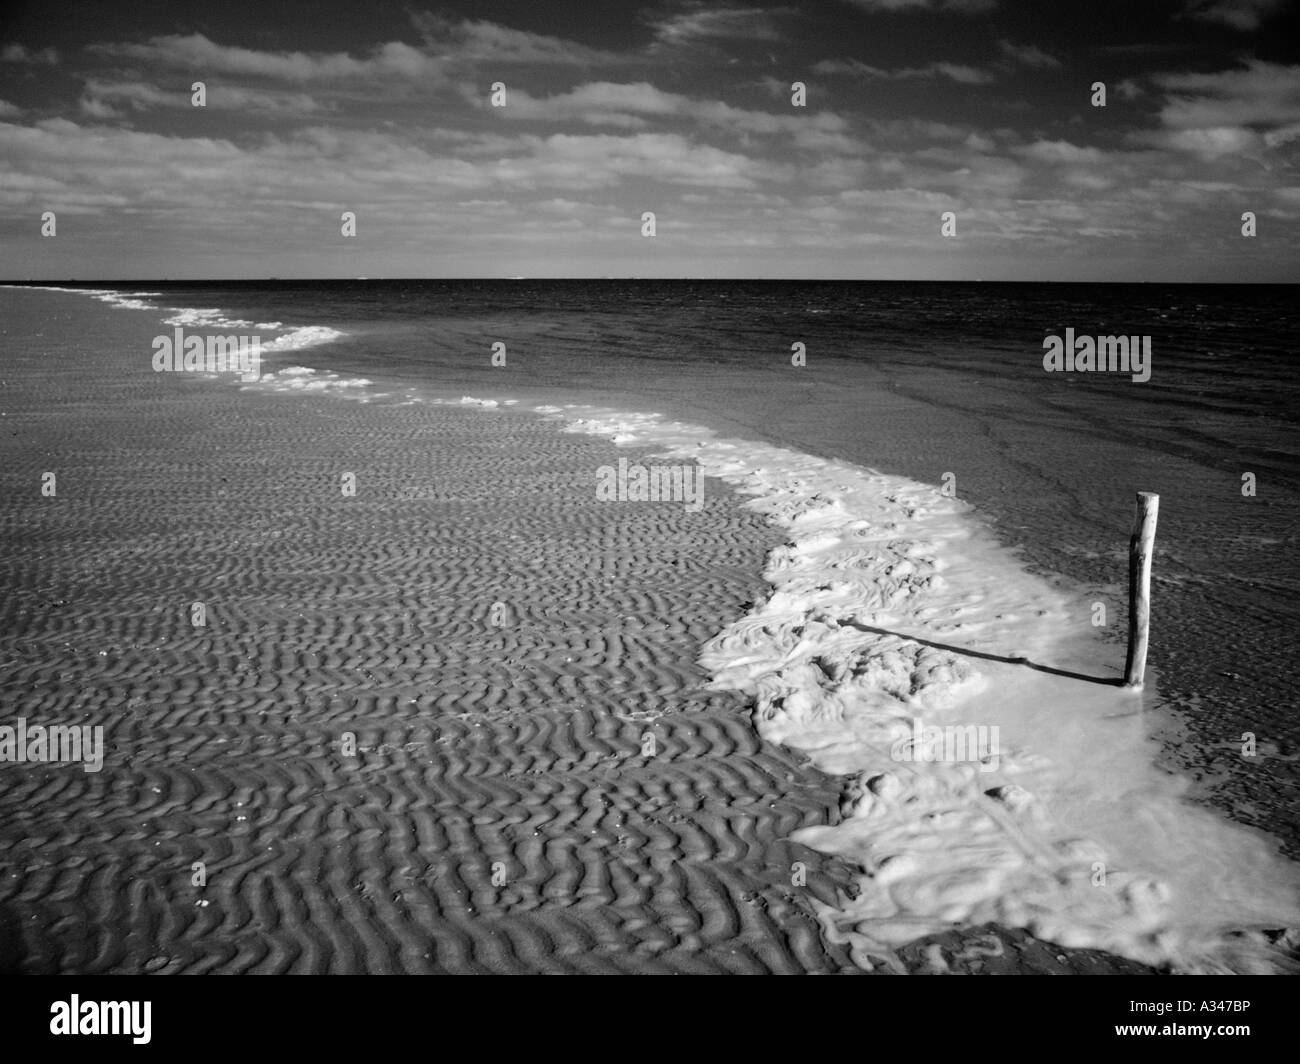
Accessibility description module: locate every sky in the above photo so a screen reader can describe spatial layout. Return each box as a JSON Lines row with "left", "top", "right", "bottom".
{"left": 0, "top": 0, "right": 1297, "bottom": 281}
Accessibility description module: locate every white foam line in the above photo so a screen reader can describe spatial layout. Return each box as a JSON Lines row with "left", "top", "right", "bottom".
{"left": 4, "top": 285, "right": 346, "bottom": 358}
{"left": 538, "top": 401, "right": 1300, "bottom": 974}
{"left": 3, "top": 284, "right": 162, "bottom": 311}
{"left": 241, "top": 364, "right": 374, "bottom": 400}
{"left": 160, "top": 308, "right": 346, "bottom": 353}
{"left": 257, "top": 325, "right": 348, "bottom": 353}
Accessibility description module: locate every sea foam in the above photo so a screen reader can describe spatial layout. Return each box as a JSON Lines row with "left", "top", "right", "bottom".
{"left": 6, "top": 286, "right": 346, "bottom": 361}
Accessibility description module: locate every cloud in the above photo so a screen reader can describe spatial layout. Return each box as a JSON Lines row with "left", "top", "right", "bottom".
{"left": 0, "top": 99, "right": 20, "bottom": 117}
{"left": 91, "top": 34, "right": 442, "bottom": 83}
{"left": 1263, "top": 122, "right": 1300, "bottom": 148}
{"left": 1144, "top": 126, "right": 1262, "bottom": 158}
{"left": 411, "top": 14, "right": 626, "bottom": 65}
{"left": 476, "top": 81, "right": 851, "bottom": 140}
{"left": 1154, "top": 61, "right": 1300, "bottom": 129}
{"left": 868, "top": 118, "right": 979, "bottom": 141}
{"left": 1181, "top": 0, "right": 1286, "bottom": 31}
{"left": 997, "top": 40, "right": 1062, "bottom": 69}
{"left": 1016, "top": 139, "right": 1106, "bottom": 165}
{"left": 505, "top": 132, "right": 786, "bottom": 189}
{"left": 647, "top": 4, "right": 790, "bottom": 45}
{"left": 0, "top": 117, "right": 786, "bottom": 219}
{"left": 910, "top": 62, "right": 993, "bottom": 84}
{"left": 78, "top": 78, "right": 329, "bottom": 116}
{"left": 1117, "top": 60, "right": 1300, "bottom": 158}
{"left": 1, "top": 44, "right": 59, "bottom": 65}
{"left": 812, "top": 59, "right": 892, "bottom": 78}
{"left": 479, "top": 81, "right": 681, "bottom": 127}
{"left": 77, "top": 96, "right": 124, "bottom": 120}
{"left": 842, "top": 0, "right": 997, "bottom": 13}
{"left": 814, "top": 58, "right": 993, "bottom": 83}
{"left": 84, "top": 19, "right": 632, "bottom": 111}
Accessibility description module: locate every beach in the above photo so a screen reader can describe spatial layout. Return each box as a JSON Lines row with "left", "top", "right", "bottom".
{"left": 2, "top": 283, "right": 1297, "bottom": 974}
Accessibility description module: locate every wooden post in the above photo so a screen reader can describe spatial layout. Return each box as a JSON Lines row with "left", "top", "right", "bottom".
{"left": 1123, "top": 492, "right": 1159, "bottom": 688}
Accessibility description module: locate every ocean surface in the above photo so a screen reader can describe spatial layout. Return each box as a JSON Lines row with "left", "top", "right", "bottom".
{"left": 4, "top": 279, "right": 1299, "bottom": 970}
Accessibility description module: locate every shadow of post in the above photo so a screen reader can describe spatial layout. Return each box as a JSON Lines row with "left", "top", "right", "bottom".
{"left": 840, "top": 619, "right": 1125, "bottom": 687}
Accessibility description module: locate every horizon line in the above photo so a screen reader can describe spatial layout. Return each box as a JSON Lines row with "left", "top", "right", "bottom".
{"left": 4, "top": 277, "right": 1297, "bottom": 286}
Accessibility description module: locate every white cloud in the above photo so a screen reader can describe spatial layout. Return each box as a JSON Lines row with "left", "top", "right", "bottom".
{"left": 78, "top": 97, "right": 122, "bottom": 120}
{"left": 1155, "top": 61, "right": 1300, "bottom": 130}
{"left": 477, "top": 81, "right": 681, "bottom": 127}
{"left": 1181, "top": 0, "right": 1286, "bottom": 31}
{"left": 79, "top": 78, "right": 328, "bottom": 116}
{"left": 476, "top": 81, "right": 853, "bottom": 141}
{"left": 912, "top": 63, "right": 993, "bottom": 84}
{"left": 812, "top": 59, "right": 892, "bottom": 78}
{"left": 493, "top": 132, "right": 789, "bottom": 190}
{"left": 1135, "top": 60, "right": 1300, "bottom": 159}
{"left": 1017, "top": 139, "right": 1106, "bottom": 165}
{"left": 411, "top": 14, "right": 626, "bottom": 65}
{"left": 647, "top": 5, "right": 790, "bottom": 45}
{"left": 842, "top": 0, "right": 997, "bottom": 13}
{"left": 1144, "top": 125, "right": 1262, "bottom": 158}
{"left": 1, "top": 44, "right": 59, "bottom": 65}
{"left": 997, "top": 40, "right": 1062, "bottom": 69}
{"left": 0, "top": 118, "right": 787, "bottom": 213}
{"left": 91, "top": 34, "right": 442, "bottom": 83}
{"left": 1263, "top": 122, "right": 1300, "bottom": 148}
{"left": 813, "top": 58, "right": 993, "bottom": 83}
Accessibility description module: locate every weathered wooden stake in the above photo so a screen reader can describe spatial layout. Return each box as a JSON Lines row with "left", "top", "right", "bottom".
{"left": 1123, "top": 491, "right": 1159, "bottom": 688}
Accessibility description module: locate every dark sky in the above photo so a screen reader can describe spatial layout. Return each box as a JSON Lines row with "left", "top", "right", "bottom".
{"left": 2, "top": 0, "right": 1297, "bottom": 279}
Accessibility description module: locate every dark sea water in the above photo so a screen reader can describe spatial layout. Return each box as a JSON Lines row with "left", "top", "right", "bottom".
{"left": 15, "top": 279, "right": 1300, "bottom": 859}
